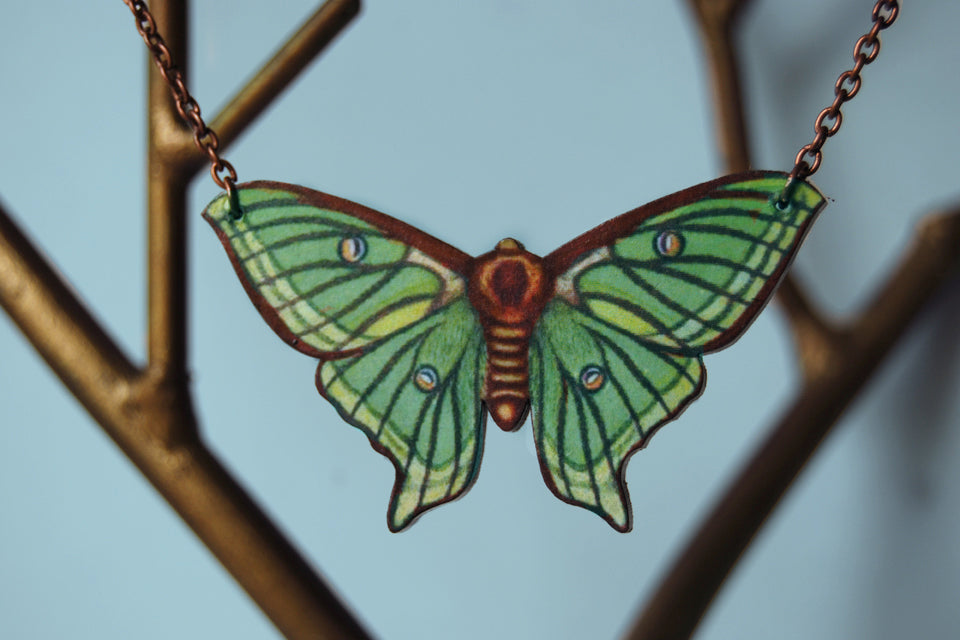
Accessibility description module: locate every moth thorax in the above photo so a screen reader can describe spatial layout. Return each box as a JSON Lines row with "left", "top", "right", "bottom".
{"left": 470, "top": 238, "right": 548, "bottom": 325}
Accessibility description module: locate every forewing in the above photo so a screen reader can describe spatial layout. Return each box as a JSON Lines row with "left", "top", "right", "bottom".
{"left": 549, "top": 172, "right": 826, "bottom": 353}
{"left": 318, "top": 299, "right": 487, "bottom": 531}
{"left": 204, "top": 181, "right": 472, "bottom": 356}
{"left": 529, "top": 299, "right": 704, "bottom": 531}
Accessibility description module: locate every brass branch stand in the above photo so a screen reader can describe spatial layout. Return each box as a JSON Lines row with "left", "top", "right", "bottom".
{"left": 0, "top": 1, "right": 957, "bottom": 639}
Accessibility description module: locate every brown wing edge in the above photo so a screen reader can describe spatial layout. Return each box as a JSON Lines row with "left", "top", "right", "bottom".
{"left": 535, "top": 357, "right": 708, "bottom": 533}
{"left": 542, "top": 170, "right": 827, "bottom": 355}
{"left": 202, "top": 180, "right": 476, "bottom": 360}
{"left": 314, "top": 365, "right": 489, "bottom": 532}
{"left": 700, "top": 179, "right": 826, "bottom": 353}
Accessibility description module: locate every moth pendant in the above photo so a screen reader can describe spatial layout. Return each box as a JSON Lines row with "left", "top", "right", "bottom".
{"left": 204, "top": 171, "right": 825, "bottom": 531}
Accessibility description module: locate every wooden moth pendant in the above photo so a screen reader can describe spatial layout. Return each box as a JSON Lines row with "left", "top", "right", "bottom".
{"left": 203, "top": 172, "right": 826, "bottom": 532}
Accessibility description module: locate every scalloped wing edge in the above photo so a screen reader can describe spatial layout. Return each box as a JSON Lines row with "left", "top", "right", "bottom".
{"left": 314, "top": 357, "right": 489, "bottom": 532}
{"left": 534, "top": 357, "right": 707, "bottom": 533}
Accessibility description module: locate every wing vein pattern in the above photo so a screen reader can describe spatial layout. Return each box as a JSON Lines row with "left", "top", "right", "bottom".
{"left": 530, "top": 173, "right": 824, "bottom": 530}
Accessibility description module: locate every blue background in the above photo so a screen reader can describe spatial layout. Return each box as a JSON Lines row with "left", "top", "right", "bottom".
{"left": 1, "top": 1, "right": 959, "bottom": 638}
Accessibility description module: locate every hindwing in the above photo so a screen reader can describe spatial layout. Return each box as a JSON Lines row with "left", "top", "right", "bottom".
{"left": 530, "top": 299, "right": 704, "bottom": 530}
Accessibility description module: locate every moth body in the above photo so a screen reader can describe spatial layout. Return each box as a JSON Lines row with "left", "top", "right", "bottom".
{"left": 469, "top": 238, "right": 550, "bottom": 431}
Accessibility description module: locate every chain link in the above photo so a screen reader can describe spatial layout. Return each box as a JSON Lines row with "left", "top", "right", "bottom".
{"left": 788, "top": 0, "right": 899, "bottom": 183}
{"left": 123, "top": 0, "right": 239, "bottom": 211}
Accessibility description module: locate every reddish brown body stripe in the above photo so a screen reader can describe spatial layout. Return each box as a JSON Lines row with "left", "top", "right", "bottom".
{"left": 485, "top": 324, "right": 531, "bottom": 392}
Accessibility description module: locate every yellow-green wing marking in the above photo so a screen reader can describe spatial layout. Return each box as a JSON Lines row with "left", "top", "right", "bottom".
{"left": 204, "top": 183, "right": 467, "bottom": 356}
{"left": 319, "top": 298, "right": 486, "bottom": 531}
{"left": 530, "top": 299, "right": 704, "bottom": 531}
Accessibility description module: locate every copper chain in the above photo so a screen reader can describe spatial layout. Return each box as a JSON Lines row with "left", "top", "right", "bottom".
{"left": 123, "top": 0, "right": 238, "bottom": 205}
{"left": 789, "top": 0, "right": 899, "bottom": 182}
{"left": 124, "top": 0, "right": 896, "bottom": 203}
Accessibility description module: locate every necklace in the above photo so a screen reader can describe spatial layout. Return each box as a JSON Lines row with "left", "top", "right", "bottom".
{"left": 125, "top": 0, "right": 898, "bottom": 532}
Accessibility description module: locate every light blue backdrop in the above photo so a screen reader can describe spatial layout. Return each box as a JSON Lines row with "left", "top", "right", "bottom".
{"left": 1, "top": 1, "right": 958, "bottom": 638}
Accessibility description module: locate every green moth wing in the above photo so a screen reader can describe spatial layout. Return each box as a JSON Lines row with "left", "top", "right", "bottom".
{"left": 204, "top": 182, "right": 485, "bottom": 530}
{"left": 547, "top": 172, "right": 827, "bottom": 354}
{"left": 319, "top": 298, "right": 486, "bottom": 531}
{"left": 531, "top": 171, "right": 826, "bottom": 529}
{"left": 530, "top": 299, "right": 704, "bottom": 531}
{"left": 204, "top": 181, "right": 472, "bottom": 357}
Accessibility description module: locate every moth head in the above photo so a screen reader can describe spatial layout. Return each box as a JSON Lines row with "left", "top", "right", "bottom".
{"left": 495, "top": 237, "right": 524, "bottom": 252}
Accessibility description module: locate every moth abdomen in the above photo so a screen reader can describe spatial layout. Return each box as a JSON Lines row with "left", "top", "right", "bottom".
{"left": 483, "top": 322, "right": 533, "bottom": 431}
